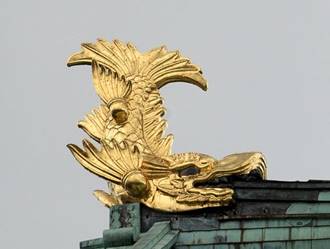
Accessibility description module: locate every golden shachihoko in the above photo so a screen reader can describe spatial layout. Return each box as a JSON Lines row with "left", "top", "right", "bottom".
{"left": 67, "top": 39, "right": 267, "bottom": 212}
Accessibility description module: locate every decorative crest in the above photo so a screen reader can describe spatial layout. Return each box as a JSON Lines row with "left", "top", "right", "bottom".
{"left": 67, "top": 39, "right": 267, "bottom": 212}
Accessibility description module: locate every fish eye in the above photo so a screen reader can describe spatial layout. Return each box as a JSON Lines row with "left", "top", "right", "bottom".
{"left": 112, "top": 109, "right": 128, "bottom": 124}
{"left": 109, "top": 100, "right": 129, "bottom": 124}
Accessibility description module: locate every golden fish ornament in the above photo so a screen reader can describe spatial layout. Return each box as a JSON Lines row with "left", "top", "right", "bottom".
{"left": 67, "top": 39, "right": 267, "bottom": 212}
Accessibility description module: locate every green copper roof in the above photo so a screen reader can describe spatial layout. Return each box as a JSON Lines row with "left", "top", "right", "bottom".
{"left": 80, "top": 180, "right": 330, "bottom": 249}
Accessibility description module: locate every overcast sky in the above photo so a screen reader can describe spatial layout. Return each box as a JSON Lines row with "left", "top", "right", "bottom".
{"left": 1, "top": 1, "right": 330, "bottom": 248}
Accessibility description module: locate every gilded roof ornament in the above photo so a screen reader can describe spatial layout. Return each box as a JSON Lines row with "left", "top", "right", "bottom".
{"left": 67, "top": 39, "right": 267, "bottom": 212}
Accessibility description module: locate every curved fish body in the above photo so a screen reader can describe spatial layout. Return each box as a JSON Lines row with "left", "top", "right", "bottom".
{"left": 67, "top": 39, "right": 267, "bottom": 212}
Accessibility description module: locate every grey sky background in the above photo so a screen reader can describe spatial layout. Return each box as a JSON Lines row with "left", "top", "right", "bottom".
{"left": 1, "top": 1, "right": 330, "bottom": 248}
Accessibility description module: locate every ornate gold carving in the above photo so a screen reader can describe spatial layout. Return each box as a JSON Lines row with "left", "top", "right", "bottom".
{"left": 67, "top": 39, "right": 267, "bottom": 212}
